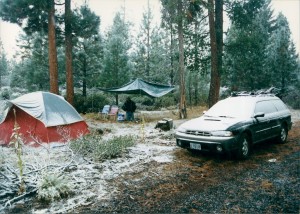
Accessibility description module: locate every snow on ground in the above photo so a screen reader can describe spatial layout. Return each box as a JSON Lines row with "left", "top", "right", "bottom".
{"left": 1, "top": 108, "right": 299, "bottom": 213}
{"left": 0, "top": 119, "right": 178, "bottom": 213}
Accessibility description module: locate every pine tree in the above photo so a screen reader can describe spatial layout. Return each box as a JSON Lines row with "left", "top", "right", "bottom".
{"left": 0, "top": 40, "right": 8, "bottom": 89}
{"left": 72, "top": 5, "right": 102, "bottom": 97}
{"left": 161, "top": 0, "right": 187, "bottom": 118}
{"left": 224, "top": 0, "right": 274, "bottom": 91}
{"left": 100, "top": 12, "right": 132, "bottom": 104}
{"left": 0, "top": 0, "right": 59, "bottom": 94}
{"left": 266, "top": 13, "right": 299, "bottom": 94}
{"left": 133, "top": 7, "right": 170, "bottom": 84}
{"left": 65, "top": 0, "right": 74, "bottom": 105}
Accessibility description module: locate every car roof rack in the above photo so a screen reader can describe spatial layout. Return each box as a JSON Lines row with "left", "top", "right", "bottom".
{"left": 231, "top": 87, "right": 281, "bottom": 97}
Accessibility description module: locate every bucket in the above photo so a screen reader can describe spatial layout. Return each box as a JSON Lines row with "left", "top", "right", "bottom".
{"left": 117, "top": 113, "right": 125, "bottom": 122}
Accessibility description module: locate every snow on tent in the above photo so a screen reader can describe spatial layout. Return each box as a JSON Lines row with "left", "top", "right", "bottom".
{"left": 0, "top": 91, "right": 89, "bottom": 146}
{"left": 100, "top": 78, "right": 175, "bottom": 98}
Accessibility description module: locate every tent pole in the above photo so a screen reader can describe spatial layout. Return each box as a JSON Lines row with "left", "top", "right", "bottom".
{"left": 116, "top": 94, "right": 119, "bottom": 105}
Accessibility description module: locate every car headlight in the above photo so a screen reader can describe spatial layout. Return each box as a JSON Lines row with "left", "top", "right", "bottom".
{"left": 210, "top": 131, "right": 233, "bottom": 137}
{"left": 176, "top": 126, "right": 187, "bottom": 133}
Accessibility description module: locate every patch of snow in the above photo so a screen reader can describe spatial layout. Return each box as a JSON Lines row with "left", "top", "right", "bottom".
{"left": 1, "top": 118, "right": 178, "bottom": 213}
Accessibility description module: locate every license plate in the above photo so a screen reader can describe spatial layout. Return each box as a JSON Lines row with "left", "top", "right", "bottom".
{"left": 190, "top": 143, "right": 201, "bottom": 150}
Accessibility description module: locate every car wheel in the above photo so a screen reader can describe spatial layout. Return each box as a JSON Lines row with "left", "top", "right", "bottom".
{"left": 277, "top": 125, "right": 288, "bottom": 144}
{"left": 236, "top": 133, "right": 250, "bottom": 160}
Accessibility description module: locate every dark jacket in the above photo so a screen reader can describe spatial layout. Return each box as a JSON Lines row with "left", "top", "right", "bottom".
{"left": 122, "top": 99, "right": 136, "bottom": 112}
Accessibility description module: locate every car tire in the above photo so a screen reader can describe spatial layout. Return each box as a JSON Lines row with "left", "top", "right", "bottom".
{"left": 236, "top": 133, "right": 250, "bottom": 160}
{"left": 277, "top": 125, "right": 288, "bottom": 144}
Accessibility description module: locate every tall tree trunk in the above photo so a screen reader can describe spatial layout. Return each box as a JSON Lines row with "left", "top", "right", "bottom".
{"left": 215, "top": 0, "right": 223, "bottom": 99}
{"left": 65, "top": 0, "right": 74, "bottom": 105}
{"left": 178, "top": 0, "right": 187, "bottom": 119}
{"left": 188, "top": 74, "right": 192, "bottom": 105}
{"left": 208, "top": 0, "right": 220, "bottom": 108}
{"left": 194, "top": 73, "right": 199, "bottom": 105}
{"left": 82, "top": 57, "right": 87, "bottom": 97}
{"left": 48, "top": 0, "right": 59, "bottom": 94}
{"left": 146, "top": 7, "right": 150, "bottom": 77}
{"left": 170, "top": 27, "right": 174, "bottom": 85}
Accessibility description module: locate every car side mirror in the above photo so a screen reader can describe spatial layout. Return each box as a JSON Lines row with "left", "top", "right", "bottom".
{"left": 254, "top": 112, "right": 265, "bottom": 118}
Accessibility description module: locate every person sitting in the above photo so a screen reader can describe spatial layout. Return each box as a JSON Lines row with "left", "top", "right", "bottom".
{"left": 122, "top": 97, "right": 136, "bottom": 121}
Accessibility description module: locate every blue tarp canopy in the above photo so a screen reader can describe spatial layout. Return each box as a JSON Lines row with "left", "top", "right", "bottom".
{"left": 100, "top": 78, "right": 174, "bottom": 98}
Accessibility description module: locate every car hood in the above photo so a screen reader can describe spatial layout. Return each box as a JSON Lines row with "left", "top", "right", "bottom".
{"left": 178, "top": 116, "right": 245, "bottom": 132}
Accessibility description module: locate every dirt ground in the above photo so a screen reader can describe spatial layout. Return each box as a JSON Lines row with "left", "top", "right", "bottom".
{"left": 83, "top": 121, "right": 300, "bottom": 213}
{"left": 1, "top": 109, "right": 300, "bottom": 214}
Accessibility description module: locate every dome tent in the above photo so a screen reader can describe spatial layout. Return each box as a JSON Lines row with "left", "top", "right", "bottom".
{"left": 0, "top": 91, "right": 89, "bottom": 145}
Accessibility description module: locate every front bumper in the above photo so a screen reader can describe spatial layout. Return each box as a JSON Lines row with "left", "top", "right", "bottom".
{"left": 175, "top": 131, "right": 239, "bottom": 153}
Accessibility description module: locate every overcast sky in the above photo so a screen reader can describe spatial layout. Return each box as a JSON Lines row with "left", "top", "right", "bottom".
{"left": 0, "top": 0, "right": 299, "bottom": 59}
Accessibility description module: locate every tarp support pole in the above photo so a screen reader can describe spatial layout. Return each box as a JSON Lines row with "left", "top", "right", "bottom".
{"left": 115, "top": 94, "right": 119, "bottom": 105}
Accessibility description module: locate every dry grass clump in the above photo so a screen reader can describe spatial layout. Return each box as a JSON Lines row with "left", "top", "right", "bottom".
{"left": 186, "top": 106, "right": 208, "bottom": 119}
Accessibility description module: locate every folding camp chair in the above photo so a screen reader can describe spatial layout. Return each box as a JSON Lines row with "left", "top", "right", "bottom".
{"left": 108, "top": 105, "right": 119, "bottom": 121}
{"left": 99, "top": 105, "right": 110, "bottom": 119}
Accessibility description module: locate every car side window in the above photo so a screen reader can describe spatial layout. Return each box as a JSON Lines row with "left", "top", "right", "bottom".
{"left": 254, "top": 101, "right": 277, "bottom": 114}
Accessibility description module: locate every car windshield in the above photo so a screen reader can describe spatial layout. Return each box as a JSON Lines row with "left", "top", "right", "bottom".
{"left": 205, "top": 98, "right": 253, "bottom": 118}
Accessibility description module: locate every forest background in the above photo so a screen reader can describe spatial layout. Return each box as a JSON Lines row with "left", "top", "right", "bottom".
{"left": 0, "top": 0, "right": 299, "bottom": 117}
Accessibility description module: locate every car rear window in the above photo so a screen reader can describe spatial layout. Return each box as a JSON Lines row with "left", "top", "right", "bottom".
{"left": 272, "top": 99, "right": 288, "bottom": 111}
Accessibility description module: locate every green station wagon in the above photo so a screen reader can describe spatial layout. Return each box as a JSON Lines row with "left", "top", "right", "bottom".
{"left": 175, "top": 95, "right": 292, "bottom": 159}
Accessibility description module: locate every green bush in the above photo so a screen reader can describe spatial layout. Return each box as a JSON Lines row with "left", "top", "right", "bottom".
{"left": 132, "top": 96, "right": 155, "bottom": 106}
{"left": 0, "top": 88, "right": 10, "bottom": 100}
{"left": 153, "top": 93, "right": 177, "bottom": 109}
{"left": 73, "top": 93, "right": 110, "bottom": 113}
{"left": 70, "top": 134, "right": 135, "bottom": 161}
{"left": 37, "top": 173, "right": 73, "bottom": 202}
{"left": 282, "top": 89, "right": 300, "bottom": 109}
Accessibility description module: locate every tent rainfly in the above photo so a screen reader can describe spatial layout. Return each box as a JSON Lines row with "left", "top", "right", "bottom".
{"left": 100, "top": 78, "right": 174, "bottom": 98}
{"left": 0, "top": 91, "right": 89, "bottom": 146}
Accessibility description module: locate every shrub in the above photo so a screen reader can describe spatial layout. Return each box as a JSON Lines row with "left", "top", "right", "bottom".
{"left": 0, "top": 88, "right": 10, "bottom": 100}
{"left": 73, "top": 93, "right": 110, "bottom": 113}
{"left": 132, "top": 96, "right": 154, "bottom": 106}
{"left": 73, "top": 95, "right": 86, "bottom": 113}
{"left": 37, "top": 173, "right": 73, "bottom": 203}
{"left": 282, "top": 88, "right": 300, "bottom": 109}
{"left": 70, "top": 134, "right": 135, "bottom": 161}
{"left": 153, "top": 93, "right": 177, "bottom": 109}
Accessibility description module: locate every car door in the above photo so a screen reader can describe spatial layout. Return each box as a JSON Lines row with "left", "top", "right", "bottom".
{"left": 252, "top": 100, "right": 278, "bottom": 143}
{"left": 271, "top": 99, "right": 290, "bottom": 134}
{"left": 266, "top": 100, "right": 284, "bottom": 138}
